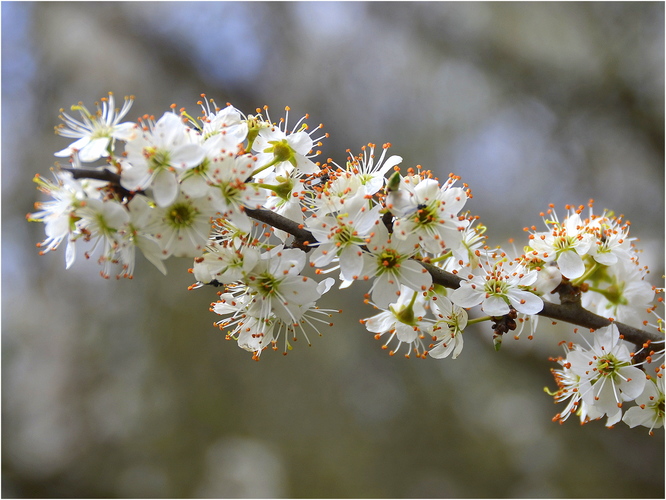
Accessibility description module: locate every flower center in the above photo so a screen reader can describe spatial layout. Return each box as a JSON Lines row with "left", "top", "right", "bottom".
{"left": 218, "top": 178, "right": 246, "bottom": 203}
{"left": 255, "top": 273, "right": 280, "bottom": 297}
{"left": 413, "top": 202, "right": 438, "bottom": 227}
{"left": 485, "top": 278, "right": 508, "bottom": 296}
{"left": 91, "top": 123, "right": 113, "bottom": 139}
{"left": 595, "top": 353, "right": 627, "bottom": 378}
{"left": 379, "top": 248, "right": 401, "bottom": 269}
{"left": 166, "top": 202, "right": 197, "bottom": 228}
{"left": 553, "top": 234, "right": 576, "bottom": 253}
{"left": 334, "top": 224, "right": 362, "bottom": 248}
{"left": 147, "top": 148, "right": 172, "bottom": 172}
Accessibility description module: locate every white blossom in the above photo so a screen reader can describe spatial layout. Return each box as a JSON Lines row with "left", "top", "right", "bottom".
{"left": 55, "top": 93, "right": 138, "bottom": 162}
{"left": 388, "top": 174, "right": 469, "bottom": 254}
{"left": 450, "top": 259, "right": 543, "bottom": 316}
{"left": 149, "top": 193, "right": 214, "bottom": 258}
{"left": 362, "top": 285, "right": 432, "bottom": 358}
{"left": 428, "top": 294, "right": 468, "bottom": 359}
{"left": 121, "top": 112, "right": 205, "bottom": 207}
{"left": 567, "top": 325, "right": 646, "bottom": 419}
{"left": 622, "top": 375, "right": 665, "bottom": 434}
{"left": 527, "top": 209, "right": 594, "bottom": 280}
{"left": 362, "top": 223, "right": 433, "bottom": 308}
{"left": 306, "top": 192, "right": 381, "bottom": 282}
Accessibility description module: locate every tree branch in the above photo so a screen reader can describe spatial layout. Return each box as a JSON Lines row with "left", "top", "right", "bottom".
{"left": 244, "top": 207, "right": 662, "bottom": 347}
{"left": 62, "top": 167, "right": 135, "bottom": 199}
{"left": 63, "top": 167, "right": 121, "bottom": 184}
{"left": 58, "top": 167, "right": 663, "bottom": 348}
{"left": 245, "top": 207, "right": 315, "bottom": 250}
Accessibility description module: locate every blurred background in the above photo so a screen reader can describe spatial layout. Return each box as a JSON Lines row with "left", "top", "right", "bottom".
{"left": 2, "top": 2, "right": 664, "bottom": 498}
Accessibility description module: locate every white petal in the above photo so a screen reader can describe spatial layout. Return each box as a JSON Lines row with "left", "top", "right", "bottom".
{"left": 364, "top": 312, "right": 395, "bottom": 333}
{"left": 252, "top": 133, "right": 273, "bottom": 154}
{"left": 227, "top": 209, "right": 253, "bottom": 233}
{"left": 413, "top": 179, "right": 440, "bottom": 202}
{"left": 395, "top": 322, "right": 419, "bottom": 343}
{"left": 451, "top": 336, "right": 464, "bottom": 359}
{"left": 482, "top": 295, "right": 510, "bottom": 316}
{"left": 112, "top": 122, "right": 138, "bottom": 141}
{"left": 449, "top": 285, "right": 484, "bottom": 308}
{"left": 429, "top": 341, "right": 454, "bottom": 359}
{"left": 172, "top": 143, "right": 205, "bottom": 169}
{"left": 137, "top": 236, "right": 167, "bottom": 275}
{"left": 592, "top": 251, "right": 618, "bottom": 266}
{"left": 295, "top": 155, "right": 319, "bottom": 174}
{"left": 180, "top": 175, "right": 210, "bottom": 198}
{"left": 439, "top": 187, "right": 468, "bottom": 213}
{"left": 622, "top": 406, "right": 655, "bottom": 428}
{"left": 339, "top": 246, "right": 364, "bottom": 282}
{"left": 392, "top": 218, "right": 416, "bottom": 240}
{"left": 60, "top": 136, "right": 91, "bottom": 155}
{"left": 363, "top": 176, "right": 385, "bottom": 196}
{"left": 65, "top": 239, "right": 76, "bottom": 269}
{"left": 377, "top": 155, "right": 403, "bottom": 176}
{"left": 120, "top": 164, "right": 151, "bottom": 192}
{"left": 317, "top": 277, "right": 336, "bottom": 295}
{"left": 567, "top": 350, "right": 595, "bottom": 378}
{"left": 102, "top": 200, "right": 130, "bottom": 228}
{"left": 288, "top": 131, "right": 314, "bottom": 155}
{"left": 371, "top": 275, "right": 401, "bottom": 308}
{"left": 273, "top": 278, "right": 320, "bottom": 322}
{"left": 385, "top": 190, "right": 414, "bottom": 218}
{"left": 604, "top": 406, "right": 623, "bottom": 427}
{"left": 154, "top": 112, "right": 185, "bottom": 147}
{"left": 508, "top": 290, "right": 544, "bottom": 315}
{"left": 617, "top": 367, "right": 647, "bottom": 400}
{"left": 310, "top": 244, "right": 339, "bottom": 268}
{"left": 79, "top": 137, "right": 111, "bottom": 162}
{"left": 557, "top": 250, "right": 585, "bottom": 280}
{"left": 398, "top": 260, "right": 432, "bottom": 291}
{"left": 152, "top": 170, "right": 179, "bottom": 207}
{"left": 590, "top": 379, "right": 622, "bottom": 415}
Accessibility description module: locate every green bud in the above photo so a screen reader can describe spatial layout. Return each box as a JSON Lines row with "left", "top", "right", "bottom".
{"left": 386, "top": 171, "right": 401, "bottom": 192}
{"left": 493, "top": 333, "right": 503, "bottom": 351}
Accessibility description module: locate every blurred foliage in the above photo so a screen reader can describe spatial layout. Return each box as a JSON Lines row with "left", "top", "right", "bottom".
{"left": 2, "top": 2, "right": 664, "bottom": 498}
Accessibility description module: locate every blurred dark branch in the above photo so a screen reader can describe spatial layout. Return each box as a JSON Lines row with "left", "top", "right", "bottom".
{"left": 62, "top": 167, "right": 135, "bottom": 199}
{"left": 63, "top": 167, "right": 120, "bottom": 184}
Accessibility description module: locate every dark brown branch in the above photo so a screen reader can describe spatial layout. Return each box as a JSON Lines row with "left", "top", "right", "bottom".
{"left": 58, "top": 167, "right": 663, "bottom": 348}
{"left": 63, "top": 167, "right": 121, "bottom": 184}
{"left": 245, "top": 207, "right": 315, "bottom": 250}
{"left": 422, "top": 260, "right": 662, "bottom": 345}
{"left": 539, "top": 301, "right": 662, "bottom": 345}
{"left": 420, "top": 261, "right": 464, "bottom": 289}
{"left": 246, "top": 208, "right": 663, "bottom": 346}
{"left": 62, "top": 167, "right": 135, "bottom": 199}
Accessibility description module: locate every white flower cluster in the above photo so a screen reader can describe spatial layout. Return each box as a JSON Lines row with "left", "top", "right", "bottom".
{"left": 524, "top": 204, "right": 656, "bottom": 323}
{"left": 361, "top": 285, "right": 468, "bottom": 360}
{"left": 29, "top": 94, "right": 664, "bottom": 433}
{"left": 549, "top": 325, "right": 664, "bottom": 433}
{"left": 28, "top": 94, "right": 324, "bottom": 275}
